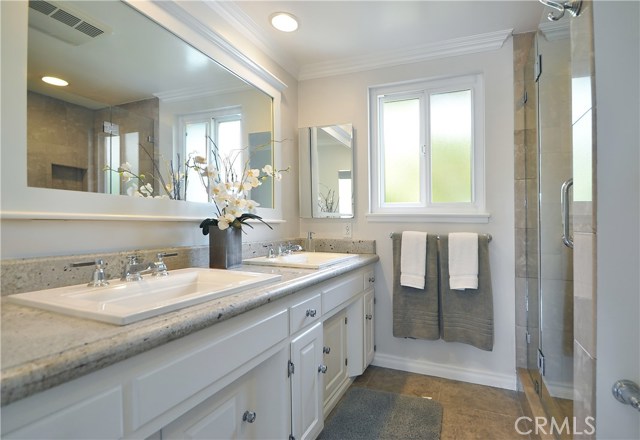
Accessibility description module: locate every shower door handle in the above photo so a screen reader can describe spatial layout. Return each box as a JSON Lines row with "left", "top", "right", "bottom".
{"left": 561, "top": 178, "right": 574, "bottom": 248}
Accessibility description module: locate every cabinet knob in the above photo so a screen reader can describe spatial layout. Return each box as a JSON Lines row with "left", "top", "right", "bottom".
{"left": 366, "top": 314, "right": 373, "bottom": 320}
{"left": 318, "top": 364, "right": 328, "bottom": 374}
{"left": 368, "top": 276, "right": 375, "bottom": 283}
{"left": 323, "top": 346, "right": 331, "bottom": 354}
{"left": 242, "top": 410, "right": 257, "bottom": 423}
{"left": 306, "top": 309, "right": 317, "bottom": 317}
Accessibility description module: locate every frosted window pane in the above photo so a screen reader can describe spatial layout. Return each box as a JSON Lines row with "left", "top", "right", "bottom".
{"left": 382, "top": 99, "right": 420, "bottom": 203}
{"left": 430, "top": 90, "right": 472, "bottom": 203}
{"left": 218, "top": 120, "right": 242, "bottom": 182}
{"left": 185, "top": 122, "right": 208, "bottom": 202}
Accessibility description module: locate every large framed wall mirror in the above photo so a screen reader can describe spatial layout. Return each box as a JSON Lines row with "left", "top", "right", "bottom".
{"left": 299, "top": 124, "right": 354, "bottom": 218}
{"left": 25, "top": 0, "right": 275, "bottom": 210}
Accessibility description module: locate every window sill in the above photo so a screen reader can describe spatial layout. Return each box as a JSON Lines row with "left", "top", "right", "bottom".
{"left": 365, "top": 212, "right": 491, "bottom": 224}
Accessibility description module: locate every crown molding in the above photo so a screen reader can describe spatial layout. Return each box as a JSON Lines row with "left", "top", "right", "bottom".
{"left": 154, "top": 81, "right": 252, "bottom": 103}
{"left": 207, "top": 1, "right": 300, "bottom": 79}
{"left": 147, "top": 1, "right": 287, "bottom": 93}
{"left": 298, "top": 28, "right": 514, "bottom": 81}
{"left": 538, "top": 20, "right": 570, "bottom": 41}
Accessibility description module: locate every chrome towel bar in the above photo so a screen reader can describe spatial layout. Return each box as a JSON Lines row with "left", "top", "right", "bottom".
{"left": 389, "top": 233, "right": 492, "bottom": 242}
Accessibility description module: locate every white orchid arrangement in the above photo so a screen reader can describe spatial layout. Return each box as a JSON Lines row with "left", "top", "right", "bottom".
{"left": 104, "top": 139, "right": 287, "bottom": 234}
{"left": 196, "top": 139, "right": 288, "bottom": 235}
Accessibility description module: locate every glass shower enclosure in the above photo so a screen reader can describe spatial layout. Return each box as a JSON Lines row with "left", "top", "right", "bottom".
{"left": 525, "top": 16, "right": 574, "bottom": 426}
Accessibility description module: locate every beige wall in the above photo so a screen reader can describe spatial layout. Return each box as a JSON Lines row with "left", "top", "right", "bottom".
{"left": 298, "top": 41, "right": 517, "bottom": 389}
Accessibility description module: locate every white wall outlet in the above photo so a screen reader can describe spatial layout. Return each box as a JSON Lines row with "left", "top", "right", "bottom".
{"left": 342, "top": 223, "right": 352, "bottom": 238}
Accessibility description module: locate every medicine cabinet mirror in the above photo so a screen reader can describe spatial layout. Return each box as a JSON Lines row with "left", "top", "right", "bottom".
{"left": 24, "top": 0, "right": 274, "bottom": 211}
{"left": 299, "top": 124, "right": 354, "bottom": 219}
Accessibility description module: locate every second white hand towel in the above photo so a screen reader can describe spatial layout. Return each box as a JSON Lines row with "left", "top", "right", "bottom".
{"left": 400, "top": 231, "right": 427, "bottom": 289}
{"left": 449, "top": 232, "right": 479, "bottom": 290}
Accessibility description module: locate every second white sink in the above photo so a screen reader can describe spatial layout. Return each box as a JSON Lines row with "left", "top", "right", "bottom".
{"left": 7, "top": 268, "right": 282, "bottom": 325}
{"left": 243, "top": 252, "right": 357, "bottom": 269}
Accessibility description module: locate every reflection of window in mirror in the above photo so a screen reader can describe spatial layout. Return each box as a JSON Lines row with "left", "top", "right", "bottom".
{"left": 181, "top": 108, "right": 242, "bottom": 203}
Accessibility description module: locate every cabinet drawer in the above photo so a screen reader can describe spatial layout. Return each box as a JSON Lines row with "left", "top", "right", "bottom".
{"left": 5, "top": 387, "right": 123, "bottom": 439}
{"left": 290, "top": 293, "right": 321, "bottom": 334}
{"left": 131, "top": 308, "right": 288, "bottom": 429}
{"left": 321, "top": 272, "right": 363, "bottom": 313}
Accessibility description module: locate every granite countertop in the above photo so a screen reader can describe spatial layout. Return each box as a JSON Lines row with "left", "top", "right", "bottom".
{"left": 0, "top": 255, "right": 378, "bottom": 406}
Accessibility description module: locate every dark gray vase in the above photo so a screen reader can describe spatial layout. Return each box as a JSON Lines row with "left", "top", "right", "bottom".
{"left": 209, "top": 226, "right": 242, "bottom": 269}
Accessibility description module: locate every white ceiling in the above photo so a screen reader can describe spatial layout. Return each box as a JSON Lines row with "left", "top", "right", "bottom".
{"left": 227, "top": 0, "right": 546, "bottom": 79}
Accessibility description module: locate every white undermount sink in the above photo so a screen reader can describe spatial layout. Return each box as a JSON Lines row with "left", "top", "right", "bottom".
{"left": 243, "top": 252, "right": 358, "bottom": 269}
{"left": 7, "top": 268, "right": 282, "bottom": 325}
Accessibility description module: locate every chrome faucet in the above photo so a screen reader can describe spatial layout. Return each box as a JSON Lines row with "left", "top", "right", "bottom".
{"left": 278, "top": 243, "right": 303, "bottom": 256}
{"left": 121, "top": 253, "right": 178, "bottom": 281}
{"left": 122, "top": 255, "right": 154, "bottom": 282}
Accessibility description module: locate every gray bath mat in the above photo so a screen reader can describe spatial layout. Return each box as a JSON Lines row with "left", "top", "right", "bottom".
{"left": 318, "top": 387, "right": 443, "bottom": 440}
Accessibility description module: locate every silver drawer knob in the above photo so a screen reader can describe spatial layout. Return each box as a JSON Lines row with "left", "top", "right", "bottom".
{"left": 242, "top": 410, "right": 257, "bottom": 423}
{"left": 306, "top": 309, "right": 317, "bottom": 317}
{"left": 323, "top": 346, "right": 331, "bottom": 354}
{"left": 318, "top": 364, "right": 328, "bottom": 374}
{"left": 368, "top": 276, "right": 375, "bottom": 283}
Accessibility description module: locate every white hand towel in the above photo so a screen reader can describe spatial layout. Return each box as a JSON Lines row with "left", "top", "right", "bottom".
{"left": 400, "top": 231, "right": 427, "bottom": 289}
{"left": 449, "top": 233, "right": 479, "bottom": 290}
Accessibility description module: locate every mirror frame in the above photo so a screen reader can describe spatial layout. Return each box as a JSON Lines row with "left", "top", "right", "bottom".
{"left": 1, "top": 0, "right": 286, "bottom": 223}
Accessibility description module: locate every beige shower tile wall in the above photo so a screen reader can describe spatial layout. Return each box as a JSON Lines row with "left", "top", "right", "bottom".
{"left": 27, "top": 91, "right": 93, "bottom": 191}
{"left": 570, "top": 1, "right": 597, "bottom": 438}
{"left": 513, "top": 32, "right": 538, "bottom": 370}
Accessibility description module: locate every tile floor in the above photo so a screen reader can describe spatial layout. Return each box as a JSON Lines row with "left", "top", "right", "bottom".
{"left": 350, "top": 365, "right": 532, "bottom": 440}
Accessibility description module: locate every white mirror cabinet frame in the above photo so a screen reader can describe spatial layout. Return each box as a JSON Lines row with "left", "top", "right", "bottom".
{"left": 0, "top": 0, "right": 287, "bottom": 224}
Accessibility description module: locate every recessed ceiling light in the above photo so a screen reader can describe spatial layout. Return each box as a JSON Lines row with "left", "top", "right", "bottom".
{"left": 270, "top": 12, "right": 298, "bottom": 32}
{"left": 42, "top": 76, "right": 68, "bottom": 87}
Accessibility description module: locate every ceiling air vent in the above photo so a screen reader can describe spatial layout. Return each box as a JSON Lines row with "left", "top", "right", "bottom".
{"left": 28, "top": 0, "right": 109, "bottom": 45}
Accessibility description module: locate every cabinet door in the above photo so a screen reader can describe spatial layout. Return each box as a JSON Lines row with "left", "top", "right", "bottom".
{"left": 322, "top": 310, "right": 348, "bottom": 409}
{"left": 162, "top": 347, "right": 289, "bottom": 440}
{"left": 290, "top": 322, "right": 323, "bottom": 440}
{"left": 364, "top": 288, "right": 375, "bottom": 367}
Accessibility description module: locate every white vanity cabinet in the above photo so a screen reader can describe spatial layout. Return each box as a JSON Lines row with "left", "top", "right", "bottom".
{"left": 322, "top": 310, "right": 348, "bottom": 414}
{"left": 290, "top": 322, "right": 324, "bottom": 440}
{"left": 162, "top": 345, "right": 290, "bottom": 440}
{"left": 1, "top": 263, "right": 376, "bottom": 440}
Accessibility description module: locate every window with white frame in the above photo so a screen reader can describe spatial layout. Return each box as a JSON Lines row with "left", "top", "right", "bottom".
{"left": 368, "top": 74, "right": 487, "bottom": 221}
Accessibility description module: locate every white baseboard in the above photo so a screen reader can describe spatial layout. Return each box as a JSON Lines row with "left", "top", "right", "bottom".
{"left": 371, "top": 352, "right": 517, "bottom": 391}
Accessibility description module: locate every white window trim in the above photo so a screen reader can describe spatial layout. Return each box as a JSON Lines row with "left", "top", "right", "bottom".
{"left": 368, "top": 74, "right": 489, "bottom": 223}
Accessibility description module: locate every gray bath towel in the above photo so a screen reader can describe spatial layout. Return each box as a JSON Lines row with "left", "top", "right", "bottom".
{"left": 438, "top": 235, "right": 494, "bottom": 351}
{"left": 392, "top": 233, "right": 440, "bottom": 340}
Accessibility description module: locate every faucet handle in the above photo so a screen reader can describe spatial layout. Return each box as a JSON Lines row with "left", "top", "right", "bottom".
{"left": 152, "top": 252, "right": 177, "bottom": 277}
{"left": 89, "top": 259, "right": 110, "bottom": 287}
{"left": 71, "top": 259, "right": 109, "bottom": 287}
{"left": 263, "top": 243, "right": 276, "bottom": 258}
